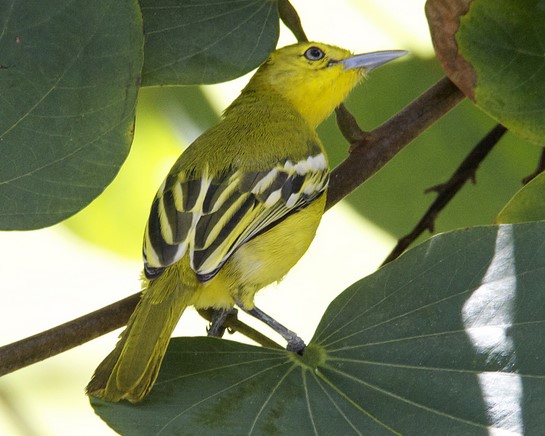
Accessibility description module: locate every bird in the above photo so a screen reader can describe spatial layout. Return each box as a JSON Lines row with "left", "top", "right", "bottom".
{"left": 86, "top": 42, "right": 406, "bottom": 403}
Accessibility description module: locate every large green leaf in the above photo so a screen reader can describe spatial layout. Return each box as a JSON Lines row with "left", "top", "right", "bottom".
{"left": 91, "top": 221, "right": 545, "bottom": 434}
{"left": 140, "top": 0, "right": 279, "bottom": 85}
{"left": 426, "top": 0, "right": 545, "bottom": 145}
{"left": 457, "top": 0, "right": 545, "bottom": 144}
{"left": 0, "top": 0, "right": 143, "bottom": 230}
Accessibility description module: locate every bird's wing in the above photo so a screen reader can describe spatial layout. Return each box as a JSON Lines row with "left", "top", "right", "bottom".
{"left": 143, "top": 153, "right": 329, "bottom": 282}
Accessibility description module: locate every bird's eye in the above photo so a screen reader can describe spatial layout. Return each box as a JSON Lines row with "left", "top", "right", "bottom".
{"left": 304, "top": 47, "right": 325, "bottom": 61}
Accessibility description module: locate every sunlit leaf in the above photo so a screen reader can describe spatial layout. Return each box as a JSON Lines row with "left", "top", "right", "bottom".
{"left": 0, "top": 0, "right": 143, "bottom": 229}
{"left": 92, "top": 222, "right": 545, "bottom": 435}
{"left": 140, "top": 0, "right": 280, "bottom": 85}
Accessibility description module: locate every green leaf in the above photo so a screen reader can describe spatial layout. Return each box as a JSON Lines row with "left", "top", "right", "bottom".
{"left": 140, "top": 0, "right": 280, "bottom": 85}
{"left": 497, "top": 171, "right": 545, "bottom": 224}
{"left": 62, "top": 86, "right": 220, "bottom": 259}
{"left": 91, "top": 222, "right": 545, "bottom": 434}
{"left": 0, "top": 0, "right": 143, "bottom": 230}
{"left": 427, "top": 0, "right": 545, "bottom": 144}
{"left": 457, "top": 0, "right": 545, "bottom": 144}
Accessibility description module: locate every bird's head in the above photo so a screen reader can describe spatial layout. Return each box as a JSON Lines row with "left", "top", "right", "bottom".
{"left": 248, "top": 42, "right": 406, "bottom": 127}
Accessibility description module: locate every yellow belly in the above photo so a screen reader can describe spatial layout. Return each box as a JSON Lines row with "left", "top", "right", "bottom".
{"left": 191, "top": 194, "right": 326, "bottom": 309}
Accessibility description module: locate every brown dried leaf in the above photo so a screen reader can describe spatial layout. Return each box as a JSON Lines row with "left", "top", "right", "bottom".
{"left": 425, "top": 0, "right": 476, "bottom": 100}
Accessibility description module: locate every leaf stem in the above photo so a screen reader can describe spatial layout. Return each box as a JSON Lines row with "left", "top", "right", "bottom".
{"left": 278, "top": 0, "right": 308, "bottom": 42}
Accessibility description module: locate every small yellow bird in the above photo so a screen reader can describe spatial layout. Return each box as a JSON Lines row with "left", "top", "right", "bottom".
{"left": 87, "top": 42, "right": 405, "bottom": 403}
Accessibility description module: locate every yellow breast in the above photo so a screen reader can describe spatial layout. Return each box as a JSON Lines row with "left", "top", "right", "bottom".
{"left": 191, "top": 194, "right": 326, "bottom": 310}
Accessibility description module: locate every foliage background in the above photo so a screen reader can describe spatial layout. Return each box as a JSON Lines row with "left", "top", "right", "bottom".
{"left": 0, "top": 0, "right": 538, "bottom": 434}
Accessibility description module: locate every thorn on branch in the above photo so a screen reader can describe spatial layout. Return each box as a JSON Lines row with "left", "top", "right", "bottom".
{"left": 425, "top": 182, "right": 446, "bottom": 194}
{"left": 426, "top": 167, "right": 478, "bottom": 195}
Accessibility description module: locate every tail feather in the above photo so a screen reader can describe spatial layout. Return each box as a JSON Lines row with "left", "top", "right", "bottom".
{"left": 87, "top": 271, "right": 192, "bottom": 403}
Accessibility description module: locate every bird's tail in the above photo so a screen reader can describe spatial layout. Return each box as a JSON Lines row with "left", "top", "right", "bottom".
{"left": 86, "top": 268, "right": 193, "bottom": 403}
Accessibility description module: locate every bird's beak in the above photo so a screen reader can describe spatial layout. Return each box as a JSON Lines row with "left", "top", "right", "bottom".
{"left": 339, "top": 50, "right": 408, "bottom": 72}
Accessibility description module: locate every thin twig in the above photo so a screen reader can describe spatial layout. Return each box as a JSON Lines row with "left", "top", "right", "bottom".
{"left": 0, "top": 77, "right": 464, "bottom": 377}
{"left": 382, "top": 123, "right": 508, "bottom": 265}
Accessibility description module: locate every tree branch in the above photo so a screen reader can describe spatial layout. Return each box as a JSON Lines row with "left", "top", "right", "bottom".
{"left": 0, "top": 77, "right": 464, "bottom": 377}
{"left": 326, "top": 76, "right": 464, "bottom": 210}
{"left": 0, "top": 293, "right": 140, "bottom": 377}
{"left": 382, "top": 123, "right": 508, "bottom": 265}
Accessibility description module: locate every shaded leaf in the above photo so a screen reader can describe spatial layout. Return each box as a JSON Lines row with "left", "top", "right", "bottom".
{"left": 496, "top": 171, "right": 545, "bottom": 224}
{"left": 0, "top": 0, "right": 143, "bottom": 229}
{"left": 426, "top": 0, "right": 545, "bottom": 144}
{"left": 140, "top": 0, "right": 280, "bottom": 85}
{"left": 92, "top": 221, "right": 545, "bottom": 435}
{"left": 63, "top": 86, "right": 219, "bottom": 259}
{"left": 425, "top": 0, "right": 475, "bottom": 98}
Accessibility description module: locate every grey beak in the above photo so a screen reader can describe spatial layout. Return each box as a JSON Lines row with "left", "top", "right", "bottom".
{"left": 339, "top": 50, "right": 408, "bottom": 72}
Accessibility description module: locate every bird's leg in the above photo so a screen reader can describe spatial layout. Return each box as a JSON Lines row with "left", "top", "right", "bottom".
{"left": 236, "top": 302, "right": 306, "bottom": 354}
{"left": 207, "top": 308, "right": 237, "bottom": 338}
